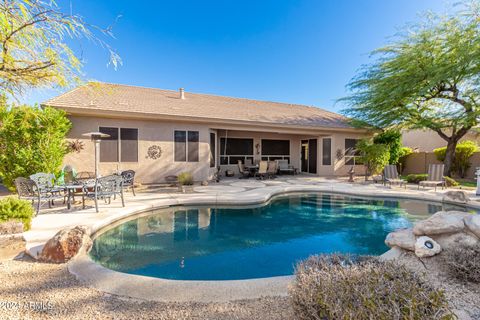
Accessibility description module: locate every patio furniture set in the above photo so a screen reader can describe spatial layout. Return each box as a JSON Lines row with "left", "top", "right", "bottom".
{"left": 383, "top": 163, "right": 447, "bottom": 191}
{"left": 237, "top": 159, "right": 297, "bottom": 179}
{"left": 14, "top": 169, "right": 136, "bottom": 215}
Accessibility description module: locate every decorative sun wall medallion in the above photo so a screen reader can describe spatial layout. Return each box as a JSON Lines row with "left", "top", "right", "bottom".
{"left": 146, "top": 145, "right": 162, "bottom": 159}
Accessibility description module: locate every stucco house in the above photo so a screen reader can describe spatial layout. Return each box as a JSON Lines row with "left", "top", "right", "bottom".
{"left": 43, "top": 82, "right": 369, "bottom": 184}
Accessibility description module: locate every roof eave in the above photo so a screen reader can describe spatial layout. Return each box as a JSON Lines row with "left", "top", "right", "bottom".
{"left": 43, "top": 104, "right": 369, "bottom": 134}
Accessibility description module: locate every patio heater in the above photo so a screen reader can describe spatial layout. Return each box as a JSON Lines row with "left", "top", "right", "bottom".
{"left": 81, "top": 131, "right": 110, "bottom": 178}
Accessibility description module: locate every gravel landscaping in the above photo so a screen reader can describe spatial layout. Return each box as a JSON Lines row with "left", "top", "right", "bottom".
{"left": 0, "top": 257, "right": 293, "bottom": 320}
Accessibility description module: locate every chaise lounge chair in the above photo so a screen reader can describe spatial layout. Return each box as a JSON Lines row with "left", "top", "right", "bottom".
{"left": 277, "top": 160, "right": 295, "bottom": 175}
{"left": 383, "top": 165, "right": 407, "bottom": 188}
{"left": 418, "top": 164, "right": 446, "bottom": 191}
{"left": 237, "top": 160, "right": 251, "bottom": 179}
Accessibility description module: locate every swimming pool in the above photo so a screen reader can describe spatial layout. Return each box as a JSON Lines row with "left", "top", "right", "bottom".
{"left": 89, "top": 193, "right": 475, "bottom": 280}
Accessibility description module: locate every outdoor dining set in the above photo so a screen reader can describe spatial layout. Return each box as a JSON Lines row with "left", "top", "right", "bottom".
{"left": 237, "top": 159, "right": 297, "bottom": 179}
{"left": 13, "top": 168, "right": 136, "bottom": 215}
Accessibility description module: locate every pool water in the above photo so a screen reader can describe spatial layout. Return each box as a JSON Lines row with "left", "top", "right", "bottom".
{"left": 89, "top": 193, "right": 475, "bottom": 280}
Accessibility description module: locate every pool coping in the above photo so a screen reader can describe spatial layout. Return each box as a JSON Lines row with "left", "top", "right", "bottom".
{"left": 68, "top": 183, "right": 480, "bottom": 302}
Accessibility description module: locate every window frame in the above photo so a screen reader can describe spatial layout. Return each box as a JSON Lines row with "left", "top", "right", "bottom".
{"left": 99, "top": 126, "right": 139, "bottom": 163}
{"left": 209, "top": 131, "right": 216, "bottom": 168}
{"left": 322, "top": 137, "right": 332, "bottom": 166}
{"left": 344, "top": 138, "right": 361, "bottom": 166}
{"left": 219, "top": 137, "right": 254, "bottom": 165}
{"left": 174, "top": 130, "right": 200, "bottom": 163}
{"left": 260, "top": 139, "right": 291, "bottom": 162}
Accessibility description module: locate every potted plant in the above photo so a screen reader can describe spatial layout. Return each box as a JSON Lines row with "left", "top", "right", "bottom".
{"left": 178, "top": 172, "right": 194, "bottom": 193}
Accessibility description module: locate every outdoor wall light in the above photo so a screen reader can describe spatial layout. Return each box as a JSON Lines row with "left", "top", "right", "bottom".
{"left": 424, "top": 240, "right": 434, "bottom": 249}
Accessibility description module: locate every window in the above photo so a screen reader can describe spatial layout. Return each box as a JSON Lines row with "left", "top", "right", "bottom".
{"left": 121, "top": 128, "right": 138, "bottom": 162}
{"left": 188, "top": 131, "right": 199, "bottom": 162}
{"left": 322, "top": 138, "right": 331, "bottom": 165}
{"left": 174, "top": 130, "right": 199, "bottom": 162}
{"left": 220, "top": 138, "right": 254, "bottom": 165}
{"left": 261, "top": 139, "right": 290, "bottom": 162}
{"left": 209, "top": 132, "right": 216, "bottom": 167}
{"left": 345, "top": 138, "right": 360, "bottom": 165}
{"left": 100, "top": 127, "right": 138, "bottom": 163}
{"left": 99, "top": 127, "right": 119, "bottom": 162}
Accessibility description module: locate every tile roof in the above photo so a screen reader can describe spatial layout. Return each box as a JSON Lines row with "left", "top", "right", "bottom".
{"left": 43, "top": 82, "right": 353, "bottom": 129}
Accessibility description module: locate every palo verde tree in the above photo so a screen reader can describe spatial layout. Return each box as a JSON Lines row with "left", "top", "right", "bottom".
{"left": 0, "top": 0, "right": 121, "bottom": 97}
{"left": 342, "top": 2, "right": 480, "bottom": 176}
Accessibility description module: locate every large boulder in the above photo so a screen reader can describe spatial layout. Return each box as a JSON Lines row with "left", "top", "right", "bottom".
{"left": 385, "top": 228, "right": 416, "bottom": 251}
{"left": 415, "top": 236, "right": 441, "bottom": 258}
{"left": 464, "top": 215, "right": 480, "bottom": 239}
{"left": 413, "top": 211, "right": 469, "bottom": 236}
{"left": 442, "top": 191, "right": 470, "bottom": 204}
{"left": 0, "top": 234, "right": 25, "bottom": 260}
{"left": 39, "top": 226, "right": 92, "bottom": 263}
{"left": 0, "top": 221, "right": 23, "bottom": 235}
{"left": 434, "top": 232, "right": 479, "bottom": 251}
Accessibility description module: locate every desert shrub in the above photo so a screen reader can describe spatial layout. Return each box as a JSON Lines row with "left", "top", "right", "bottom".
{"left": 289, "top": 254, "right": 453, "bottom": 320}
{"left": 444, "top": 176, "right": 459, "bottom": 187}
{"left": 0, "top": 105, "right": 71, "bottom": 190}
{"left": 434, "top": 140, "right": 478, "bottom": 178}
{"left": 0, "top": 197, "right": 34, "bottom": 230}
{"left": 178, "top": 172, "right": 194, "bottom": 185}
{"left": 355, "top": 139, "right": 390, "bottom": 177}
{"left": 442, "top": 243, "right": 480, "bottom": 284}
{"left": 406, "top": 173, "right": 428, "bottom": 184}
{"left": 373, "top": 130, "right": 403, "bottom": 164}
{"left": 398, "top": 146, "right": 413, "bottom": 173}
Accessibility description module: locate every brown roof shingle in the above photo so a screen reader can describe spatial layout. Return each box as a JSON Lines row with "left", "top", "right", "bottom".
{"left": 44, "top": 82, "right": 352, "bottom": 129}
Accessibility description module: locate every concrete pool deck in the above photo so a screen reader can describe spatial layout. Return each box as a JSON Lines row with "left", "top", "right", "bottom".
{"left": 21, "top": 176, "right": 480, "bottom": 302}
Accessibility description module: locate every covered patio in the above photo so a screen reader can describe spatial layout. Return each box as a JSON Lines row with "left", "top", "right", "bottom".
{"left": 213, "top": 129, "right": 327, "bottom": 176}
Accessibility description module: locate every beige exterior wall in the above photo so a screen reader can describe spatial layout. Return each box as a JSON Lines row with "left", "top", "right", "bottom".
{"left": 65, "top": 115, "right": 212, "bottom": 184}
{"left": 402, "top": 129, "right": 480, "bottom": 152}
{"left": 64, "top": 115, "right": 369, "bottom": 183}
{"left": 402, "top": 151, "right": 480, "bottom": 179}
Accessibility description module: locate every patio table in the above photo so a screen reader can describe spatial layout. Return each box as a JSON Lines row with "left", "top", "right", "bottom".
{"left": 245, "top": 165, "right": 258, "bottom": 177}
{"left": 64, "top": 182, "right": 95, "bottom": 210}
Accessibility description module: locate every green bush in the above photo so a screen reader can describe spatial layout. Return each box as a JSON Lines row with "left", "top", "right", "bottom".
{"left": 356, "top": 139, "right": 390, "bottom": 176}
{"left": 442, "top": 243, "right": 480, "bottom": 284}
{"left": 178, "top": 172, "right": 194, "bottom": 186}
{"left": 373, "top": 130, "right": 403, "bottom": 164}
{"left": 289, "top": 254, "right": 454, "bottom": 320}
{"left": 434, "top": 140, "right": 478, "bottom": 178}
{"left": 444, "top": 176, "right": 459, "bottom": 187}
{"left": 398, "top": 147, "right": 413, "bottom": 172}
{"left": 406, "top": 174, "right": 428, "bottom": 184}
{"left": 0, "top": 104, "right": 72, "bottom": 190}
{"left": 0, "top": 197, "right": 34, "bottom": 230}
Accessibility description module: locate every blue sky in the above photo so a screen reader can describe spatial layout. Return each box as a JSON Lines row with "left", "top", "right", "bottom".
{"left": 23, "top": 0, "right": 448, "bottom": 112}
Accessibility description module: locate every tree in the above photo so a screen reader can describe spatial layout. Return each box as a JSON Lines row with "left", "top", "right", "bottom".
{"left": 355, "top": 139, "right": 390, "bottom": 181}
{"left": 342, "top": 2, "right": 480, "bottom": 176}
{"left": 373, "top": 130, "right": 403, "bottom": 164}
{"left": 0, "top": 102, "right": 71, "bottom": 190}
{"left": 0, "top": 0, "right": 120, "bottom": 97}
{"left": 434, "top": 140, "right": 478, "bottom": 178}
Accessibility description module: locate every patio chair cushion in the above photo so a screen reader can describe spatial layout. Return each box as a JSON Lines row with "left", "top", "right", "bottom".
{"left": 419, "top": 180, "right": 444, "bottom": 186}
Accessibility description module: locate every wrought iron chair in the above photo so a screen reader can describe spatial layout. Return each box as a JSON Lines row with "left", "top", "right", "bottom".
{"left": 82, "top": 175, "right": 124, "bottom": 213}
{"left": 14, "top": 177, "right": 62, "bottom": 215}
{"left": 29, "top": 172, "right": 66, "bottom": 203}
{"left": 120, "top": 170, "right": 136, "bottom": 196}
